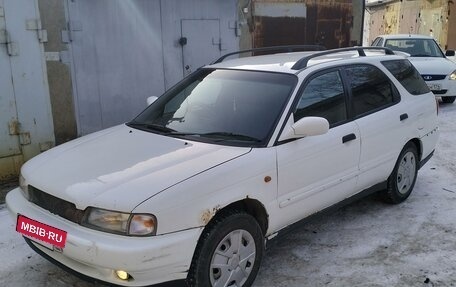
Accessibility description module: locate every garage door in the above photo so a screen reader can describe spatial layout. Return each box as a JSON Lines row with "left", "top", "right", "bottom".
{"left": 66, "top": 0, "right": 165, "bottom": 135}
{"left": 0, "top": 0, "right": 54, "bottom": 180}
{"left": 181, "top": 19, "right": 221, "bottom": 76}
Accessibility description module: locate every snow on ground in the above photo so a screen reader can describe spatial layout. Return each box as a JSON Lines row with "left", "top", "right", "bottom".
{"left": 0, "top": 103, "right": 455, "bottom": 287}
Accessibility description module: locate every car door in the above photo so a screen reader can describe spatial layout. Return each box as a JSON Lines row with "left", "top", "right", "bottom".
{"left": 344, "top": 64, "right": 405, "bottom": 190}
{"left": 275, "top": 69, "right": 361, "bottom": 228}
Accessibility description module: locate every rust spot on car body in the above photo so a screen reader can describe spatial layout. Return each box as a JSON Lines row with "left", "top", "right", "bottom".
{"left": 200, "top": 205, "right": 221, "bottom": 225}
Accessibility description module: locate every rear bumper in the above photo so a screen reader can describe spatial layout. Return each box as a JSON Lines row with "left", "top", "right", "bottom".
{"left": 6, "top": 188, "right": 202, "bottom": 286}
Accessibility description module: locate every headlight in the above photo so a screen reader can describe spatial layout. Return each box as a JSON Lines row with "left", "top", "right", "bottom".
{"left": 19, "top": 173, "right": 30, "bottom": 200}
{"left": 82, "top": 207, "right": 157, "bottom": 236}
{"left": 450, "top": 70, "right": 456, "bottom": 80}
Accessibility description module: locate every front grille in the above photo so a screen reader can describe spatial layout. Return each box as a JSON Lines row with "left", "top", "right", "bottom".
{"left": 28, "top": 186, "right": 85, "bottom": 224}
{"left": 432, "top": 90, "right": 448, "bottom": 95}
{"left": 422, "top": 75, "right": 446, "bottom": 81}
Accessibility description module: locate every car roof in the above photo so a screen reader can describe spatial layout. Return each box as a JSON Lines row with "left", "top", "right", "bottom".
{"left": 378, "top": 34, "right": 434, "bottom": 40}
{"left": 208, "top": 52, "right": 314, "bottom": 74}
{"left": 207, "top": 49, "right": 406, "bottom": 74}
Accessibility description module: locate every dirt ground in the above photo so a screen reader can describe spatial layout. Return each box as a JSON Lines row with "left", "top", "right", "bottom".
{"left": 0, "top": 103, "right": 455, "bottom": 287}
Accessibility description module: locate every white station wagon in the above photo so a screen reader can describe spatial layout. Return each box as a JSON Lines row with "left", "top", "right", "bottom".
{"left": 7, "top": 46, "right": 439, "bottom": 287}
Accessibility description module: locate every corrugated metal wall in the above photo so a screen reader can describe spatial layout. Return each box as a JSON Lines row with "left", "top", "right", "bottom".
{"left": 398, "top": 1, "right": 419, "bottom": 35}
{"left": 61, "top": 0, "right": 367, "bottom": 137}
{"left": 447, "top": 1, "right": 456, "bottom": 50}
{"left": 252, "top": 0, "right": 363, "bottom": 49}
{"left": 65, "top": 0, "right": 239, "bottom": 136}
{"left": 66, "top": 0, "right": 363, "bottom": 136}
{"left": 367, "top": 5, "right": 385, "bottom": 44}
{"left": 0, "top": 0, "right": 55, "bottom": 180}
{"left": 383, "top": 2, "right": 400, "bottom": 35}
{"left": 418, "top": 5, "right": 446, "bottom": 46}
{"left": 366, "top": 0, "right": 452, "bottom": 49}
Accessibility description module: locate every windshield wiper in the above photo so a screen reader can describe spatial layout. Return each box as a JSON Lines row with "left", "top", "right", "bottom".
{"left": 201, "top": 132, "right": 262, "bottom": 142}
{"left": 411, "top": 54, "right": 432, "bottom": 57}
{"left": 127, "top": 124, "right": 262, "bottom": 143}
{"left": 166, "top": 131, "right": 201, "bottom": 137}
{"left": 127, "top": 122, "right": 176, "bottom": 133}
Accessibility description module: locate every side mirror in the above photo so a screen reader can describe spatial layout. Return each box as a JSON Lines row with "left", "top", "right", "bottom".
{"left": 279, "top": 116, "right": 329, "bottom": 141}
{"left": 146, "top": 96, "right": 158, "bottom": 106}
{"left": 445, "top": 50, "right": 455, "bottom": 57}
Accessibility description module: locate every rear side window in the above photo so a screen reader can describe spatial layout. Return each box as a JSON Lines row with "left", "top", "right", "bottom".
{"left": 382, "top": 59, "right": 430, "bottom": 95}
{"left": 345, "top": 65, "right": 397, "bottom": 117}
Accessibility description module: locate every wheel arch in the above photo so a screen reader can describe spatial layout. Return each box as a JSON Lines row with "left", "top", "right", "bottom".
{"left": 187, "top": 199, "right": 267, "bottom": 286}
{"left": 203, "top": 198, "right": 269, "bottom": 236}
{"left": 409, "top": 138, "right": 422, "bottom": 161}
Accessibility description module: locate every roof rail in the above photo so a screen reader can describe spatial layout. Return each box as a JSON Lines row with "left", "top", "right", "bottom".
{"left": 291, "top": 47, "right": 395, "bottom": 70}
{"left": 212, "top": 45, "right": 326, "bottom": 64}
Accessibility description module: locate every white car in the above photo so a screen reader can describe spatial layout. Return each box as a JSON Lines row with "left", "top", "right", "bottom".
{"left": 6, "top": 46, "right": 439, "bottom": 287}
{"left": 372, "top": 34, "right": 456, "bottom": 104}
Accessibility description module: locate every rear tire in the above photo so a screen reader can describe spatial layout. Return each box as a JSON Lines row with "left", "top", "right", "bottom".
{"left": 187, "top": 210, "right": 264, "bottom": 287}
{"left": 382, "top": 142, "right": 419, "bottom": 204}
{"left": 442, "top": 96, "right": 456, "bottom": 104}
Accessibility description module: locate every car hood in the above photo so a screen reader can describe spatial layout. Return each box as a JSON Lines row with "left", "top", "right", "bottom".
{"left": 22, "top": 124, "right": 251, "bottom": 211}
{"left": 409, "top": 57, "right": 456, "bottom": 75}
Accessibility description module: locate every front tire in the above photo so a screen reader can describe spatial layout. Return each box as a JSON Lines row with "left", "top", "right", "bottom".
{"left": 187, "top": 211, "right": 264, "bottom": 287}
{"left": 442, "top": 96, "right": 456, "bottom": 104}
{"left": 382, "top": 142, "right": 419, "bottom": 204}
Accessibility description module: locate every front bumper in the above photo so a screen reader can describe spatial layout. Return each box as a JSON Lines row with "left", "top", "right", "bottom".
{"left": 6, "top": 188, "right": 202, "bottom": 286}
{"left": 425, "top": 79, "right": 456, "bottom": 97}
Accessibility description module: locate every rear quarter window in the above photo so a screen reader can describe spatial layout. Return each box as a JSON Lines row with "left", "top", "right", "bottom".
{"left": 382, "top": 59, "right": 430, "bottom": 95}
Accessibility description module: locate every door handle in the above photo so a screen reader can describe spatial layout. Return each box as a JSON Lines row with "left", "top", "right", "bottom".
{"left": 400, "top": 113, "right": 408, "bottom": 121}
{"left": 342, "top": 133, "right": 356, "bottom": 143}
{"left": 179, "top": 37, "right": 187, "bottom": 46}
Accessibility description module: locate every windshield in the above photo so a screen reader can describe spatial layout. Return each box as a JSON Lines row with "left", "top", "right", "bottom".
{"left": 128, "top": 69, "right": 297, "bottom": 147}
{"left": 384, "top": 38, "right": 444, "bottom": 57}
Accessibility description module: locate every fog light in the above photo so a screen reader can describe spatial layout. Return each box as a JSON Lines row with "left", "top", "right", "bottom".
{"left": 115, "top": 270, "right": 129, "bottom": 280}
